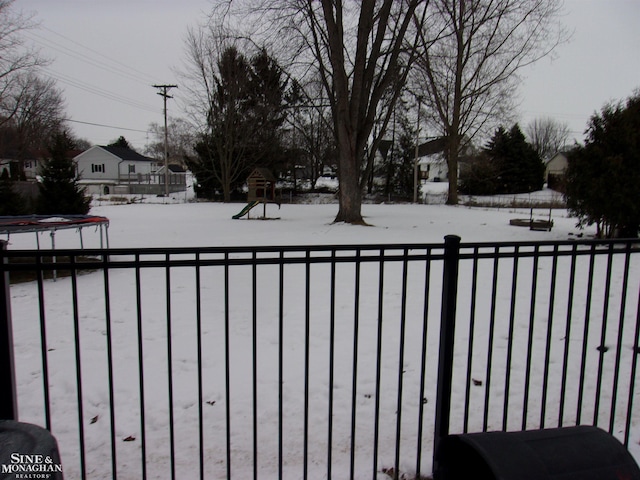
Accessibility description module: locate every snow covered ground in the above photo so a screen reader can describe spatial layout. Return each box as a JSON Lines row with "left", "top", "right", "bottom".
{"left": 5, "top": 194, "right": 640, "bottom": 479}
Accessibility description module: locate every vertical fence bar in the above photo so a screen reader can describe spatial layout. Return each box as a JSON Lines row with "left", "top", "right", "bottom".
{"left": 462, "top": 249, "right": 479, "bottom": 434}
{"left": 522, "top": 245, "right": 540, "bottom": 431}
{"left": 0, "top": 240, "right": 17, "bottom": 420}
{"left": 372, "top": 249, "right": 386, "bottom": 480}
{"left": 35, "top": 255, "right": 51, "bottom": 430}
{"left": 415, "top": 248, "right": 432, "bottom": 479}
{"left": 102, "top": 255, "right": 118, "bottom": 479}
{"left": 252, "top": 251, "right": 258, "bottom": 480}
{"left": 540, "top": 245, "right": 559, "bottom": 428}
{"left": 576, "top": 244, "right": 596, "bottom": 424}
{"left": 609, "top": 243, "right": 632, "bottom": 434}
{"left": 393, "top": 249, "right": 410, "bottom": 479}
{"left": 327, "top": 249, "right": 336, "bottom": 480}
{"left": 482, "top": 247, "right": 500, "bottom": 432}
{"left": 135, "top": 254, "right": 147, "bottom": 480}
{"left": 594, "top": 244, "right": 614, "bottom": 426}
{"left": 349, "top": 249, "right": 361, "bottom": 480}
{"left": 165, "top": 254, "right": 176, "bottom": 480}
{"left": 558, "top": 245, "right": 578, "bottom": 427}
{"left": 433, "top": 235, "right": 461, "bottom": 475}
{"left": 195, "top": 253, "right": 204, "bottom": 480}
{"left": 224, "top": 253, "right": 232, "bottom": 480}
{"left": 278, "top": 251, "right": 284, "bottom": 480}
{"left": 303, "top": 249, "right": 311, "bottom": 480}
{"left": 70, "top": 256, "right": 87, "bottom": 479}
{"left": 624, "top": 288, "right": 640, "bottom": 447}
{"left": 502, "top": 246, "right": 519, "bottom": 431}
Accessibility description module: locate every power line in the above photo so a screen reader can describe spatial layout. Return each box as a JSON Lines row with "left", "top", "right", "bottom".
{"left": 44, "top": 69, "right": 160, "bottom": 113}
{"left": 25, "top": 29, "right": 156, "bottom": 86}
{"left": 24, "top": 27, "right": 164, "bottom": 119}
{"left": 41, "top": 26, "right": 156, "bottom": 84}
{"left": 65, "top": 118, "right": 149, "bottom": 134}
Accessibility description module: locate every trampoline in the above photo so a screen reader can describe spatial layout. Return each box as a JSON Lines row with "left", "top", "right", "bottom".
{"left": 0, "top": 215, "right": 110, "bottom": 250}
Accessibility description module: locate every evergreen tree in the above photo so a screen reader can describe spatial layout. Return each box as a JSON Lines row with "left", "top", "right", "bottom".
{"left": 108, "top": 136, "right": 132, "bottom": 150}
{"left": 380, "top": 114, "right": 417, "bottom": 200}
{"left": 188, "top": 46, "right": 291, "bottom": 201}
{"left": 486, "top": 124, "right": 545, "bottom": 194}
{"left": 565, "top": 92, "right": 640, "bottom": 238}
{"left": 36, "top": 131, "right": 91, "bottom": 215}
{"left": 461, "top": 124, "right": 544, "bottom": 195}
{"left": 246, "top": 50, "right": 288, "bottom": 174}
{"left": 459, "top": 152, "right": 502, "bottom": 195}
{"left": 0, "top": 169, "right": 26, "bottom": 215}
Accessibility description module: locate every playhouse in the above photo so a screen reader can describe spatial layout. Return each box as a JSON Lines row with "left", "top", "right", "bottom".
{"left": 232, "top": 168, "right": 281, "bottom": 219}
{"left": 247, "top": 168, "right": 277, "bottom": 203}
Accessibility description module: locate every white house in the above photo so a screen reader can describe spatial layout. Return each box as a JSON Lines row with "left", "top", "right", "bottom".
{"left": 419, "top": 153, "right": 449, "bottom": 182}
{"left": 74, "top": 145, "right": 163, "bottom": 195}
{"left": 545, "top": 152, "right": 568, "bottom": 182}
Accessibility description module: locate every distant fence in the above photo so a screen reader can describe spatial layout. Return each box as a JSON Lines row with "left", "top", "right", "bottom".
{"left": 115, "top": 172, "right": 187, "bottom": 195}
{"left": 422, "top": 190, "right": 566, "bottom": 207}
{"left": 1, "top": 238, "right": 639, "bottom": 479}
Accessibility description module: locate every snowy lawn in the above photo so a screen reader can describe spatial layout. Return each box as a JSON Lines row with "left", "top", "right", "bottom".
{"left": 6, "top": 199, "right": 640, "bottom": 479}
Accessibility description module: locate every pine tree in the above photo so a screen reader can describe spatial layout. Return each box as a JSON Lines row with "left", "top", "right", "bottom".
{"left": 486, "top": 124, "right": 545, "bottom": 194}
{"left": 565, "top": 92, "right": 640, "bottom": 238}
{"left": 389, "top": 115, "right": 417, "bottom": 200}
{"left": 189, "top": 46, "right": 291, "bottom": 201}
{"left": 36, "top": 132, "right": 91, "bottom": 215}
{"left": 108, "top": 136, "right": 132, "bottom": 149}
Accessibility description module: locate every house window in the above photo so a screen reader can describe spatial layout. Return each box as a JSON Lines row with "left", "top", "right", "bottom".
{"left": 91, "top": 164, "right": 105, "bottom": 173}
{"left": 128, "top": 164, "right": 136, "bottom": 174}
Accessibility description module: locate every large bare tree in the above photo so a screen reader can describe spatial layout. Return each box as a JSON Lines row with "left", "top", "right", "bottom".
{"left": 9, "top": 73, "right": 65, "bottom": 153}
{"left": 414, "top": 0, "right": 567, "bottom": 204}
{"left": 145, "top": 117, "right": 196, "bottom": 166}
{"left": 219, "top": 0, "right": 430, "bottom": 223}
{"left": 313, "top": 1, "right": 430, "bottom": 223}
{"left": 525, "top": 117, "right": 571, "bottom": 161}
{"left": 0, "top": 0, "right": 47, "bottom": 125}
{"left": 284, "top": 78, "right": 335, "bottom": 190}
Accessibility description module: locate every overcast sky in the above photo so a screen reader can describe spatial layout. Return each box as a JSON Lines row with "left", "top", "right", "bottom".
{"left": 18, "top": 0, "right": 640, "bottom": 151}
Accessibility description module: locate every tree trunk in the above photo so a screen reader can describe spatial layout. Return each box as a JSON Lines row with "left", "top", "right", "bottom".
{"left": 335, "top": 173, "right": 363, "bottom": 223}
{"left": 446, "top": 134, "right": 460, "bottom": 205}
{"left": 333, "top": 128, "right": 365, "bottom": 224}
{"left": 446, "top": 2, "right": 464, "bottom": 206}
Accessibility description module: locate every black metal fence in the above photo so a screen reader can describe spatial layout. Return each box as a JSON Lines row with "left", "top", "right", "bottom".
{"left": 1, "top": 237, "right": 639, "bottom": 480}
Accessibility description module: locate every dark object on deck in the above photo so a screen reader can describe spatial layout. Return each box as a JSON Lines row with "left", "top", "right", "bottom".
{"left": 435, "top": 426, "right": 640, "bottom": 480}
{"left": 0, "top": 420, "right": 63, "bottom": 479}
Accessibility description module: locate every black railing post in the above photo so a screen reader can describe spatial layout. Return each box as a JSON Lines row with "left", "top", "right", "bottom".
{"left": 433, "top": 235, "right": 461, "bottom": 476}
{"left": 0, "top": 240, "right": 17, "bottom": 420}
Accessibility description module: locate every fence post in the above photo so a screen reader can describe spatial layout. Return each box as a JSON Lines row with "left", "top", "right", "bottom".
{"left": 0, "top": 240, "right": 17, "bottom": 420}
{"left": 433, "top": 235, "right": 461, "bottom": 476}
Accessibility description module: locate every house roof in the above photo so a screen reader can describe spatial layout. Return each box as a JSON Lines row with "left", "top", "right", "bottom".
{"left": 156, "top": 164, "right": 186, "bottom": 174}
{"left": 248, "top": 167, "right": 277, "bottom": 182}
{"left": 545, "top": 151, "right": 569, "bottom": 165}
{"left": 99, "top": 146, "right": 156, "bottom": 162}
{"left": 377, "top": 137, "right": 446, "bottom": 160}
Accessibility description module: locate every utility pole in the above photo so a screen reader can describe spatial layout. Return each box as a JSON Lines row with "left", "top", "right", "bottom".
{"left": 413, "top": 95, "right": 423, "bottom": 204}
{"left": 153, "top": 84, "right": 177, "bottom": 197}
